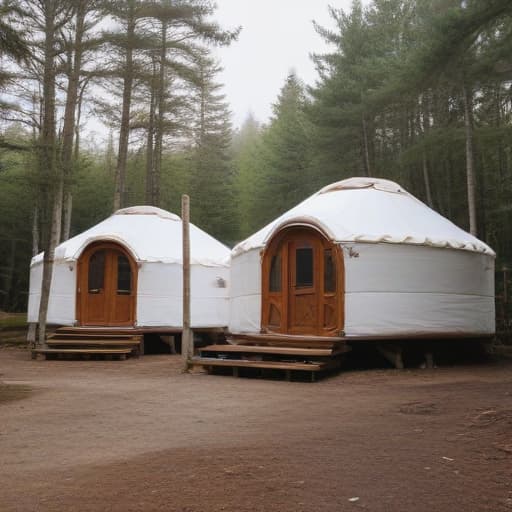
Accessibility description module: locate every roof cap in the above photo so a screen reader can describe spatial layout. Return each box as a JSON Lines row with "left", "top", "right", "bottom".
{"left": 115, "top": 205, "right": 180, "bottom": 221}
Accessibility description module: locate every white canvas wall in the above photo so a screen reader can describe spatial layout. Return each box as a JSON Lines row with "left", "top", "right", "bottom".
{"left": 229, "top": 248, "right": 262, "bottom": 333}
{"left": 28, "top": 261, "right": 76, "bottom": 325}
{"left": 28, "top": 260, "right": 230, "bottom": 328}
{"left": 137, "top": 263, "right": 229, "bottom": 327}
{"left": 343, "top": 243, "right": 495, "bottom": 336}
{"left": 228, "top": 242, "right": 495, "bottom": 337}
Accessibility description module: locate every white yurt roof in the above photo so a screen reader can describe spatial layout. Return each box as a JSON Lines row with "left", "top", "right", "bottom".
{"left": 233, "top": 177, "right": 494, "bottom": 256}
{"left": 32, "top": 206, "right": 230, "bottom": 267}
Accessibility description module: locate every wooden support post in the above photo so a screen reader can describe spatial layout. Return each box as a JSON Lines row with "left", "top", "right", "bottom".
{"left": 377, "top": 344, "right": 404, "bottom": 370}
{"left": 182, "top": 194, "right": 193, "bottom": 372}
{"left": 160, "top": 335, "right": 176, "bottom": 354}
{"left": 27, "top": 323, "right": 37, "bottom": 348}
{"left": 425, "top": 352, "right": 434, "bottom": 369}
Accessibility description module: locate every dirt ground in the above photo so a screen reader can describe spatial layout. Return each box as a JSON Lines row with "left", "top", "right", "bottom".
{"left": 0, "top": 347, "right": 511, "bottom": 512}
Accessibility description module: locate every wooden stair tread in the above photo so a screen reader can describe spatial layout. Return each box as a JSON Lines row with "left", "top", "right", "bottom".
{"left": 56, "top": 328, "right": 143, "bottom": 335}
{"left": 49, "top": 333, "right": 141, "bottom": 340}
{"left": 227, "top": 333, "right": 344, "bottom": 349}
{"left": 200, "top": 344, "right": 349, "bottom": 357}
{"left": 54, "top": 326, "right": 192, "bottom": 335}
{"left": 32, "top": 348, "right": 133, "bottom": 354}
{"left": 192, "top": 357, "right": 339, "bottom": 372}
{"left": 46, "top": 339, "right": 141, "bottom": 347}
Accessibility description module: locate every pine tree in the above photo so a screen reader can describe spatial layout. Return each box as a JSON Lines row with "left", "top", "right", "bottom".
{"left": 188, "top": 57, "right": 236, "bottom": 244}
{"left": 232, "top": 113, "right": 262, "bottom": 237}
{"left": 253, "top": 72, "right": 312, "bottom": 227}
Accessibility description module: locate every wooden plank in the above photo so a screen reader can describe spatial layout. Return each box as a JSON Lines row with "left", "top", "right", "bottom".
{"left": 227, "top": 333, "right": 345, "bottom": 349}
{"left": 32, "top": 348, "right": 133, "bottom": 355}
{"left": 49, "top": 333, "right": 142, "bottom": 339}
{"left": 200, "top": 344, "right": 350, "bottom": 357}
{"left": 229, "top": 333, "right": 345, "bottom": 343}
{"left": 56, "top": 327, "right": 146, "bottom": 335}
{"left": 191, "top": 357, "right": 339, "bottom": 372}
{"left": 46, "top": 339, "right": 141, "bottom": 346}
{"left": 55, "top": 326, "right": 225, "bottom": 335}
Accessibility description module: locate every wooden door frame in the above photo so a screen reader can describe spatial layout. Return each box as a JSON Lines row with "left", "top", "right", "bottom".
{"left": 261, "top": 224, "right": 345, "bottom": 336}
{"left": 76, "top": 241, "right": 138, "bottom": 326}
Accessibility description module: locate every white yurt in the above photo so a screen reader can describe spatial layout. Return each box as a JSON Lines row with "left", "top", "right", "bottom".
{"left": 28, "top": 206, "right": 230, "bottom": 329}
{"left": 229, "top": 178, "right": 495, "bottom": 340}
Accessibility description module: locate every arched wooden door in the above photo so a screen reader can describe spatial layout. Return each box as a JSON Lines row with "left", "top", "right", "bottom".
{"left": 261, "top": 226, "right": 344, "bottom": 336}
{"left": 77, "top": 242, "right": 137, "bottom": 326}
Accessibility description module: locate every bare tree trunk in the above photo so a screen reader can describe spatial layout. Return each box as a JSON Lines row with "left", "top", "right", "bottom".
{"left": 39, "top": 181, "right": 64, "bottom": 346}
{"left": 153, "top": 21, "right": 167, "bottom": 207}
{"left": 422, "top": 153, "right": 433, "bottom": 207}
{"left": 37, "top": 0, "right": 62, "bottom": 346}
{"left": 32, "top": 206, "right": 39, "bottom": 256}
{"left": 145, "top": 57, "right": 156, "bottom": 205}
{"left": 61, "top": 0, "right": 88, "bottom": 241}
{"left": 361, "top": 112, "right": 371, "bottom": 177}
{"left": 106, "top": 129, "right": 115, "bottom": 175}
{"left": 420, "top": 93, "right": 433, "bottom": 207}
{"left": 62, "top": 193, "right": 72, "bottom": 241}
{"left": 114, "top": 4, "right": 135, "bottom": 211}
{"left": 462, "top": 81, "right": 478, "bottom": 236}
{"left": 1, "top": 240, "right": 16, "bottom": 311}
{"left": 495, "top": 83, "right": 504, "bottom": 179}
{"left": 73, "top": 78, "right": 89, "bottom": 161}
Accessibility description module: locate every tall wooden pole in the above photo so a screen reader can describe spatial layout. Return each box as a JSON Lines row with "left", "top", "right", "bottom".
{"left": 182, "top": 194, "right": 193, "bottom": 371}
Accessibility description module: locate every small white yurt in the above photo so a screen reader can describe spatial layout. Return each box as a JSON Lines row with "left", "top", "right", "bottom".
{"left": 28, "top": 206, "right": 230, "bottom": 329}
{"left": 229, "top": 178, "right": 495, "bottom": 340}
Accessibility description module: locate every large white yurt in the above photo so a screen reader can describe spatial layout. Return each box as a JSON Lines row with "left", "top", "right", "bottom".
{"left": 229, "top": 178, "right": 495, "bottom": 340}
{"left": 28, "top": 206, "right": 230, "bottom": 329}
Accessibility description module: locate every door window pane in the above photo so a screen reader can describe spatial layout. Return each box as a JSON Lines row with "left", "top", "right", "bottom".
{"left": 296, "top": 247, "right": 313, "bottom": 287}
{"left": 269, "top": 254, "right": 282, "bottom": 292}
{"left": 117, "top": 254, "right": 132, "bottom": 294}
{"left": 88, "top": 250, "right": 105, "bottom": 293}
{"left": 324, "top": 249, "right": 336, "bottom": 293}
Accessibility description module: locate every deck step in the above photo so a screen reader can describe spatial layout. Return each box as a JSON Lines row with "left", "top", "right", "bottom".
{"left": 200, "top": 344, "right": 350, "bottom": 357}
{"left": 33, "top": 348, "right": 133, "bottom": 354}
{"left": 46, "top": 339, "right": 141, "bottom": 347}
{"left": 192, "top": 357, "right": 338, "bottom": 372}
{"left": 33, "top": 327, "right": 144, "bottom": 361}
{"left": 194, "top": 338, "right": 348, "bottom": 380}
{"left": 227, "top": 333, "right": 345, "bottom": 349}
{"left": 48, "top": 333, "right": 141, "bottom": 340}
{"left": 32, "top": 348, "right": 133, "bottom": 360}
{"left": 56, "top": 327, "right": 143, "bottom": 335}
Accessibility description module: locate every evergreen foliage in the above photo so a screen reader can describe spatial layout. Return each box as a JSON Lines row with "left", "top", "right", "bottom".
{"left": 259, "top": 73, "right": 313, "bottom": 220}
{"left": 188, "top": 57, "right": 237, "bottom": 244}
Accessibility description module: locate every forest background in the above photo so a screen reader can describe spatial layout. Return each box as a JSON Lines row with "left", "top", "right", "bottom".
{"left": 0, "top": 0, "right": 511, "bottom": 330}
